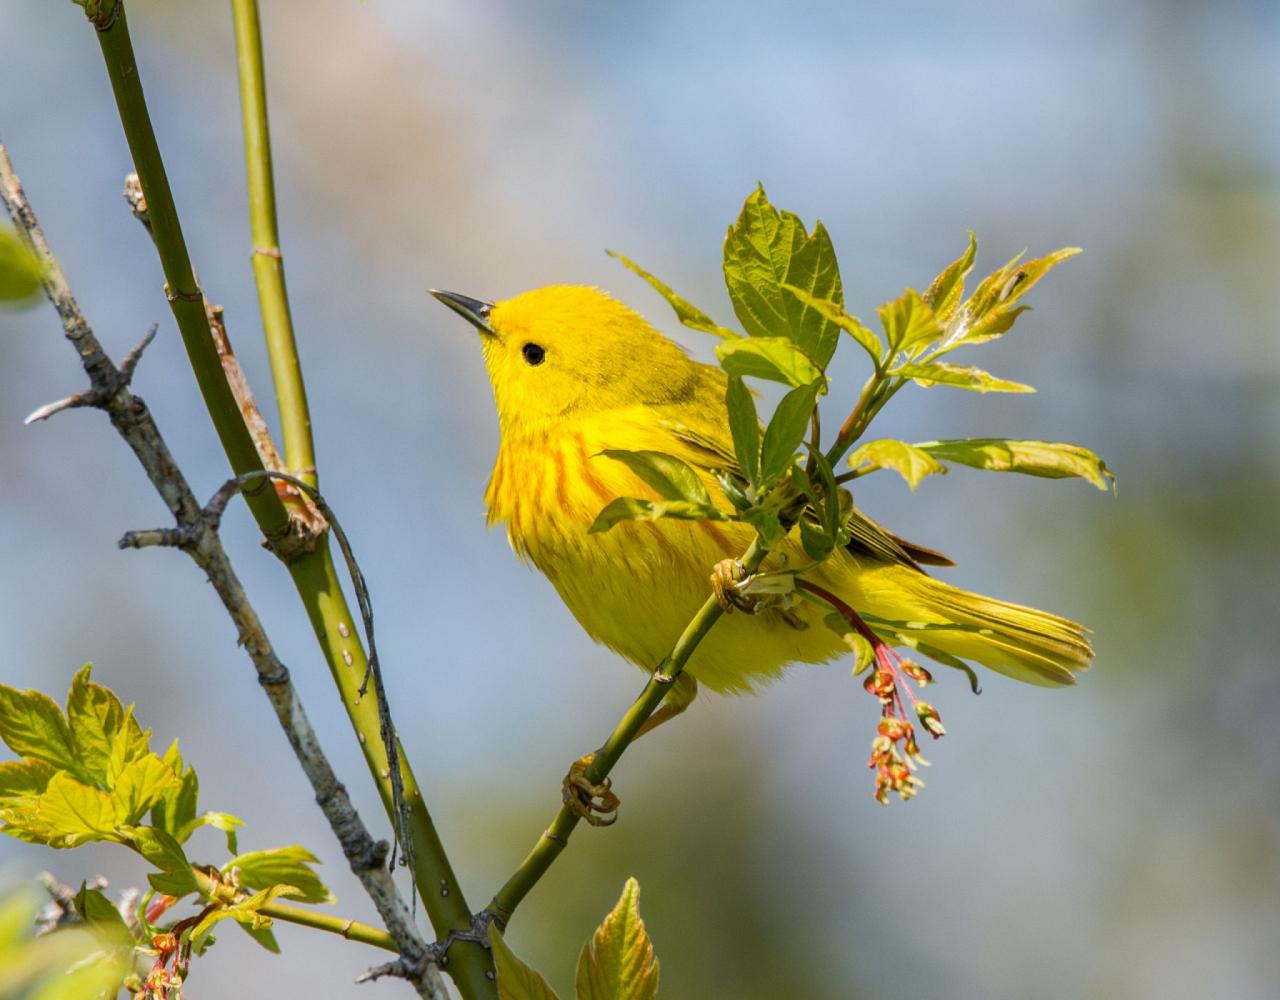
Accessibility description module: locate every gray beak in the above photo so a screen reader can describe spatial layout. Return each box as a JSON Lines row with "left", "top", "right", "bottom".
{"left": 430, "top": 289, "right": 495, "bottom": 336}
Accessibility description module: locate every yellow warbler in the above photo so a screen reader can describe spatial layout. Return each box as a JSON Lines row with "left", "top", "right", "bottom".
{"left": 432, "top": 284, "right": 1091, "bottom": 704}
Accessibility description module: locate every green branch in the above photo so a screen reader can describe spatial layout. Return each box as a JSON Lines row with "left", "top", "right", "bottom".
{"left": 488, "top": 537, "right": 768, "bottom": 922}
{"left": 229, "top": 0, "right": 317, "bottom": 488}
{"left": 86, "top": 5, "right": 495, "bottom": 996}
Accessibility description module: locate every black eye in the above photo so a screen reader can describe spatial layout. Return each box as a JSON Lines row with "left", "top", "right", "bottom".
{"left": 522, "top": 342, "right": 546, "bottom": 366}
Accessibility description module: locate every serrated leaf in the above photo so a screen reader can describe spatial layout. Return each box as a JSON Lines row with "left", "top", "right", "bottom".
{"left": 575, "top": 878, "right": 659, "bottom": 1000}
{"left": 151, "top": 763, "right": 199, "bottom": 842}
{"left": 598, "top": 450, "right": 711, "bottom": 506}
{"left": 759, "top": 379, "right": 823, "bottom": 485}
{"left": 188, "top": 886, "right": 294, "bottom": 948}
{"left": 878, "top": 288, "right": 944, "bottom": 356}
{"left": 103, "top": 706, "right": 151, "bottom": 787}
{"left": 588, "top": 497, "right": 725, "bottom": 534}
{"left": 725, "top": 376, "right": 760, "bottom": 484}
{"left": 488, "top": 924, "right": 562, "bottom": 1000}
{"left": 780, "top": 284, "right": 882, "bottom": 366}
{"left": 0, "top": 228, "right": 43, "bottom": 304}
{"left": 922, "top": 233, "right": 977, "bottom": 322}
{"left": 715, "top": 335, "right": 824, "bottom": 387}
{"left": 847, "top": 439, "right": 948, "bottom": 492}
{"left": 915, "top": 439, "right": 1115, "bottom": 491}
{"left": 110, "top": 753, "right": 179, "bottom": 826}
{"left": 0, "top": 685, "right": 79, "bottom": 776}
{"left": 607, "top": 251, "right": 737, "bottom": 338}
{"left": 31, "top": 773, "right": 119, "bottom": 848}
{"left": 722, "top": 185, "right": 844, "bottom": 366}
{"left": 224, "top": 845, "right": 334, "bottom": 905}
{"left": 893, "top": 362, "right": 1035, "bottom": 393}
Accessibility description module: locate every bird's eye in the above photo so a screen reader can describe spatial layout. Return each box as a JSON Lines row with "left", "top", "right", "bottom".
{"left": 521, "top": 342, "right": 546, "bottom": 366}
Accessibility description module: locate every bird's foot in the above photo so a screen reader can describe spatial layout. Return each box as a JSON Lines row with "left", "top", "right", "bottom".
{"left": 562, "top": 753, "right": 620, "bottom": 827}
{"left": 711, "top": 558, "right": 760, "bottom": 613}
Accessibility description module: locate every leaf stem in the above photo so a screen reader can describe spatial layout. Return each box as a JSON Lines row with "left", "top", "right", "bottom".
{"left": 488, "top": 537, "right": 768, "bottom": 923}
{"left": 229, "top": 0, "right": 317, "bottom": 488}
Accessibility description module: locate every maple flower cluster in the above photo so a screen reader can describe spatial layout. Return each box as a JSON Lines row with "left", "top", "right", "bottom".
{"left": 863, "top": 642, "right": 946, "bottom": 804}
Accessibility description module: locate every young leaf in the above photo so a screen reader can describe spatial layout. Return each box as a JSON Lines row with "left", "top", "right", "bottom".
{"left": 181, "top": 810, "right": 243, "bottom": 855}
{"left": 715, "top": 335, "right": 824, "bottom": 388}
{"left": 574, "top": 878, "right": 659, "bottom": 1000}
{"left": 0, "top": 758, "right": 55, "bottom": 801}
{"left": 73, "top": 885, "right": 132, "bottom": 945}
{"left": 30, "top": 773, "right": 119, "bottom": 848}
{"left": 893, "top": 361, "right": 1035, "bottom": 393}
{"left": 922, "top": 233, "right": 978, "bottom": 322}
{"left": 588, "top": 498, "right": 725, "bottom": 534}
{"left": 110, "top": 753, "right": 180, "bottom": 826}
{"left": 189, "top": 884, "right": 296, "bottom": 948}
{"left": 798, "top": 518, "right": 836, "bottom": 562}
{"left": 0, "top": 684, "right": 80, "bottom": 776}
{"left": 598, "top": 450, "right": 712, "bottom": 506}
{"left": 915, "top": 439, "right": 1115, "bottom": 491}
{"left": 151, "top": 762, "right": 199, "bottom": 842}
{"left": 780, "top": 284, "right": 883, "bottom": 366}
{"left": 823, "top": 614, "right": 875, "bottom": 673}
{"left": 0, "top": 228, "right": 43, "bottom": 304}
{"left": 224, "top": 845, "right": 334, "bottom": 905}
{"left": 120, "top": 825, "right": 198, "bottom": 897}
{"left": 236, "top": 920, "right": 282, "bottom": 954}
{"left": 759, "top": 379, "right": 823, "bottom": 485}
{"left": 488, "top": 923, "right": 562, "bottom": 1000}
{"left": 877, "top": 289, "right": 944, "bottom": 357}
{"left": 713, "top": 470, "right": 753, "bottom": 512}
{"left": 847, "top": 439, "right": 948, "bottom": 492}
{"left": 722, "top": 185, "right": 844, "bottom": 366}
{"left": 66, "top": 665, "right": 137, "bottom": 785}
{"left": 961, "top": 247, "right": 1080, "bottom": 337}
{"left": 607, "top": 251, "right": 738, "bottom": 339}
{"left": 724, "top": 376, "right": 760, "bottom": 484}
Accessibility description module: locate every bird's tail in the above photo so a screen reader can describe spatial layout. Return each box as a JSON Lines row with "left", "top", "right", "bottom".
{"left": 866, "top": 567, "right": 1093, "bottom": 687}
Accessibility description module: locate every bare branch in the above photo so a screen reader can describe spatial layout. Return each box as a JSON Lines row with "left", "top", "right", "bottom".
{"left": 1, "top": 135, "right": 446, "bottom": 999}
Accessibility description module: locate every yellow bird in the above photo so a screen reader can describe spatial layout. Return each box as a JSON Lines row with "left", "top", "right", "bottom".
{"left": 432, "top": 285, "right": 1092, "bottom": 798}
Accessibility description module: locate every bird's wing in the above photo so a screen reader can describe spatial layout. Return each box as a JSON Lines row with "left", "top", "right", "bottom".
{"left": 657, "top": 417, "right": 953, "bottom": 571}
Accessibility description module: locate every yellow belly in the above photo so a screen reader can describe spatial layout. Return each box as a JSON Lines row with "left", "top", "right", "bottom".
{"left": 485, "top": 423, "right": 859, "bottom": 693}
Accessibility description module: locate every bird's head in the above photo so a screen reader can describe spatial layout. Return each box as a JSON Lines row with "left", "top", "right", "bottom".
{"left": 431, "top": 284, "right": 702, "bottom": 433}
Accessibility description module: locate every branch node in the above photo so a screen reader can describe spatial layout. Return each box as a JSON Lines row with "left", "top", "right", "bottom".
{"left": 252, "top": 246, "right": 282, "bottom": 259}
{"left": 23, "top": 390, "right": 99, "bottom": 425}
{"left": 122, "top": 172, "right": 149, "bottom": 229}
{"left": 163, "top": 283, "right": 203, "bottom": 304}
{"left": 256, "top": 662, "right": 290, "bottom": 688}
{"left": 117, "top": 526, "right": 197, "bottom": 551}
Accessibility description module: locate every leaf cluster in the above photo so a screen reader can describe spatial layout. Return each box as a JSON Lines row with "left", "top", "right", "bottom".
{"left": 0, "top": 667, "right": 336, "bottom": 978}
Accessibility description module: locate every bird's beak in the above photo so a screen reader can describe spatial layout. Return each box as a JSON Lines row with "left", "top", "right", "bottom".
{"left": 429, "top": 289, "right": 495, "bottom": 336}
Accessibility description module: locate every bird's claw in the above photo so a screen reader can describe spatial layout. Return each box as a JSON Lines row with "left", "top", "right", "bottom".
{"left": 711, "top": 558, "right": 760, "bottom": 613}
{"left": 562, "top": 754, "right": 620, "bottom": 827}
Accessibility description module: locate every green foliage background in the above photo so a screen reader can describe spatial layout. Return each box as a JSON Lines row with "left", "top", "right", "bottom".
{"left": 2, "top": 1, "right": 1277, "bottom": 998}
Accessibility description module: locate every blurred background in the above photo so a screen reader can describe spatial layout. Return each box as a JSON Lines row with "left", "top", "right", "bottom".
{"left": 2, "top": 1, "right": 1277, "bottom": 997}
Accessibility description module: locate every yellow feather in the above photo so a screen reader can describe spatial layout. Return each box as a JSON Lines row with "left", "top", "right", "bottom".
{"left": 466, "top": 285, "right": 1091, "bottom": 693}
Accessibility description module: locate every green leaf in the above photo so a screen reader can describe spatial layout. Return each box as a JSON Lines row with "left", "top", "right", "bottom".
{"left": 738, "top": 507, "right": 784, "bottom": 547}
{"left": 181, "top": 810, "right": 243, "bottom": 855}
{"left": 712, "top": 470, "right": 753, "bottom": 512}
{"left": 72, "top": 886, "right": 131, "bottom": 946}
{"left": 724, "top": 376, "right": 760, "bottom": 484}
{"left": 798, "top": 518, "right": 836, "bottom": 562}
{"left": 151, "top": 762, "right": 199, "bottom": 842}
{"left": 893, "top": 361, "right": 1035, "bottom": 393}
{"left": 904, "top": 640, "right": 981, "bottom": 694}
{"left": 488, "top": 923, "right": 562, "bottom": 1000}
{"left": 607, "top": 251, "right": 737, "bottom": 338}
{"left": 823, "top": 614, "right": 876, "bottom": 673}
{"left": 0, "top": 685, "right": 79, "bottom": 775}
{"left": 598, "top": 450, "right": 712, "bottom": 506}
{"left": 780, "top": 284, "right": 882, "bottom": 366}
{"left": 0, "top": 228, "right": 43, "bottom": 304}
{"left": 235, "top": 919, "right": 281, "bottom": 954}
{"left": 715, "top": 335, "right": 825, "bottom": 388}
{"left": 188, "top": 885, "right": 295, "bottom": 948}
{"left": 922, "top": 233, "right": 978, "bottom": 322}
{"left": 588, "top": 497, "right": 725, "bottom": 534}
{"left": 119, "top": 825, "right": 198, "bottom": 897}
{"left": 958, "top": 247, "right": 1080, "bottom": 345}
{"left": 31, "top": 773, "right": 119, "bottom": 848}
{"left": 723, "top": 185, "right": 844, "bottom": 367}
{"left": 575, "top": 877, "right": 659, "bottom": 1000}
{"left": 224, "top": 845, "right": 334, "bottom": 905}
{"left": 877, "top": 288, "right": 944, "bottom": 357}
{"left": 847, "top": 439, "right": 948, "bottom": 491}
{"left": 915, "top": 439, "right": 1115, "bottom": 491}
{"left": 0, "top": 759, "right": 56, "bottom": 801}
{"left": 759, "top": 379, "right": 823, "bottom": 485}
{"left": 110, "top": 753, "right": 179, "bottom": 826}
{"left": 66, "top": 666, "right": 146, "bottom": 787}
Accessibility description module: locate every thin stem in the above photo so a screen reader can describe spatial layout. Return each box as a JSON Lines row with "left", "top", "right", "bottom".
{"left": 489, "top": 537, "right": 768, "bottom": 923}
{"left": 91, "top": 2, "right": 291, "bottom": 541}
{"left": 82, "top": 9, "right": 495, "bottom": 994}
{"left": 229, "top": 0, "right": 317, "bottom": 488}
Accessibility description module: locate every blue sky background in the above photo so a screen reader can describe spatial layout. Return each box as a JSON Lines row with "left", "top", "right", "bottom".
{"left": 2, "top": 2, "right": 1278, "bottom": 997}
